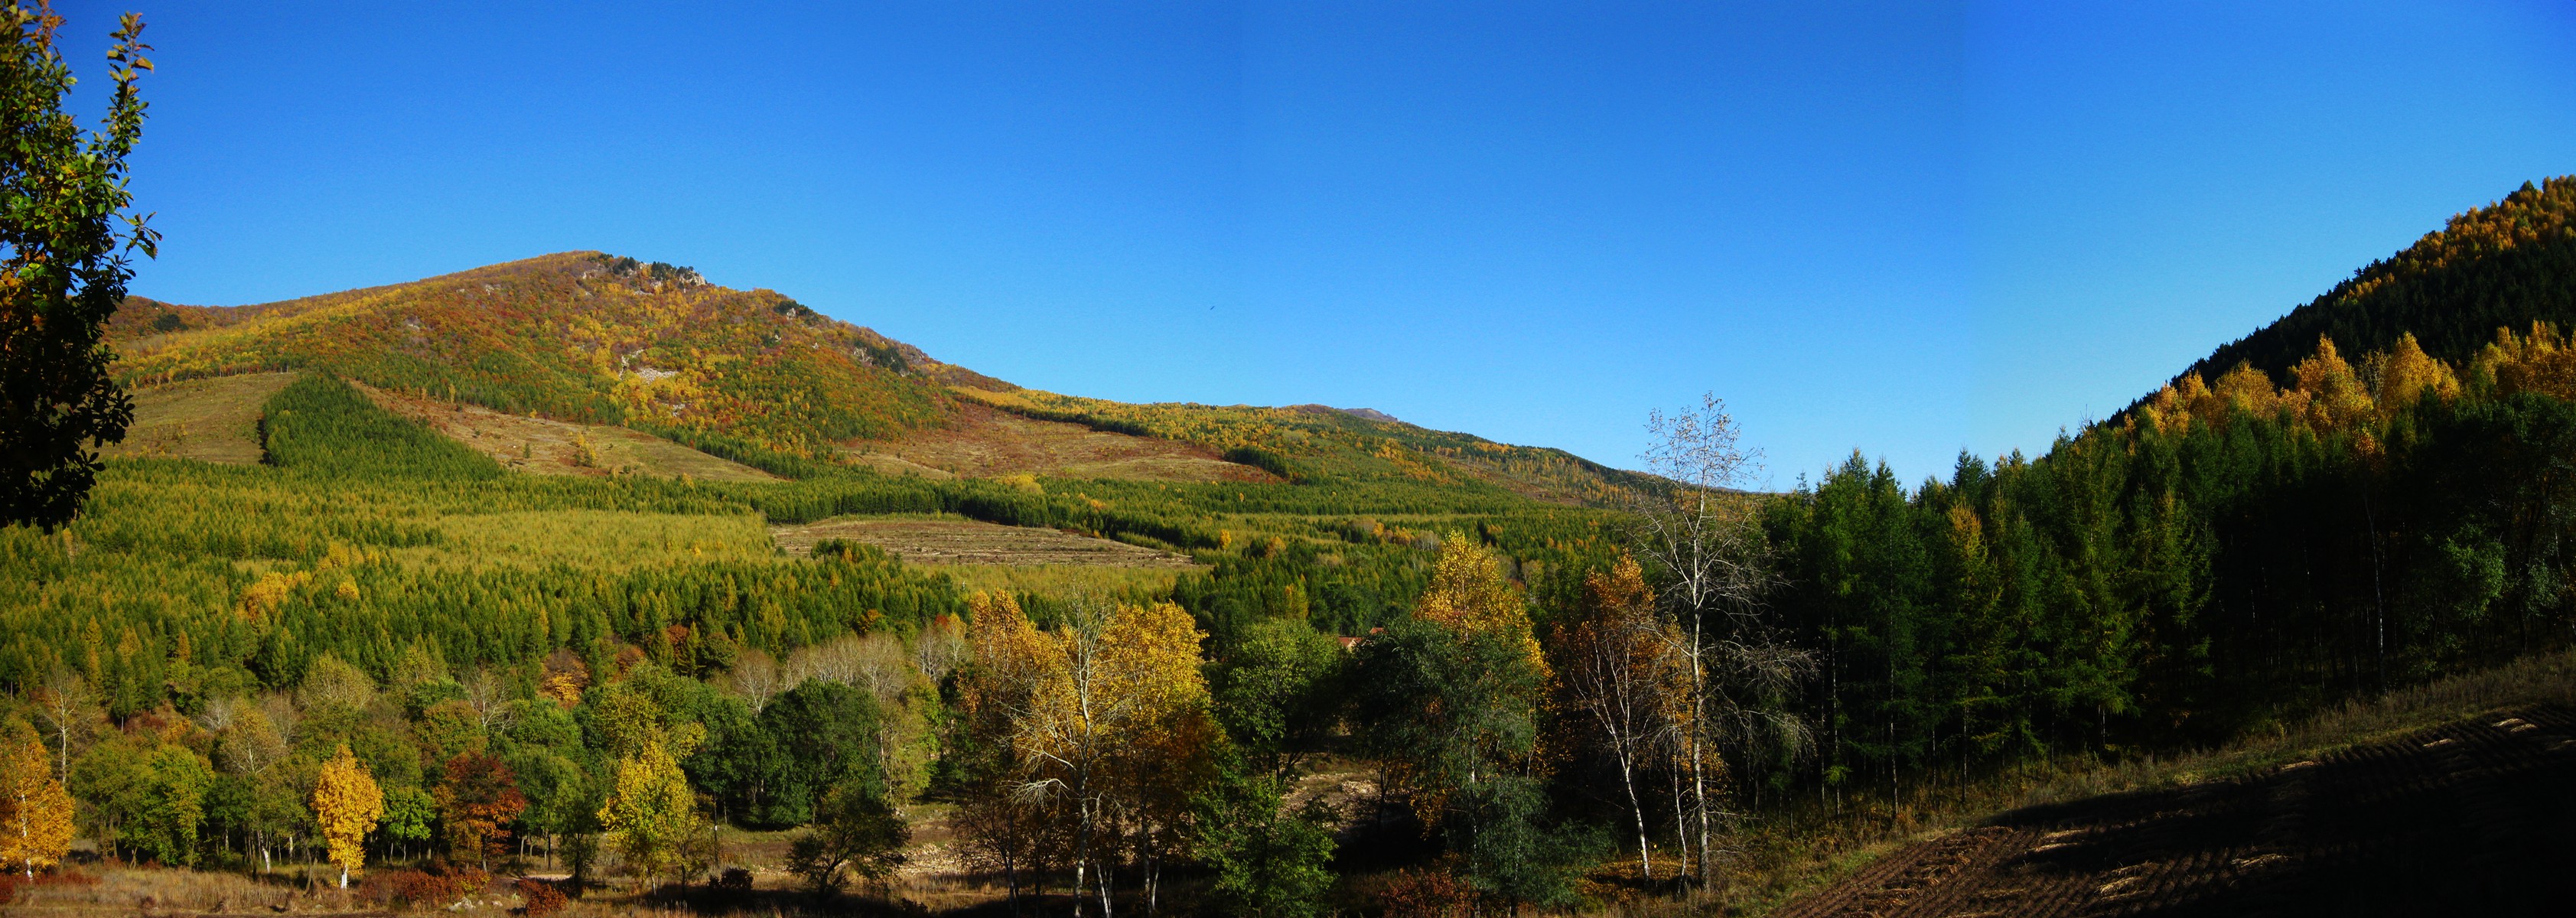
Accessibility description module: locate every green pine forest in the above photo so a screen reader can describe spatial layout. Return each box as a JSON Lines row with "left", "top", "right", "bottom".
{"left": 14, "top": 177, "right": 2576, "bottom": 913}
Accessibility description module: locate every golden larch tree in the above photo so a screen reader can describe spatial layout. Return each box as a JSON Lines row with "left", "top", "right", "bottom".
{"left": 311, "top": 745, "right": 384, "bottom": 888}
{"left": 2291, "top": 336, "right": 2375, "bottom": 431}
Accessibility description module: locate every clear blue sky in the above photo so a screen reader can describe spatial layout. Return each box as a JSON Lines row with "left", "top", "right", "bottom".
{"left": 61, "top": 1, "right": 2576, "bottom": 487}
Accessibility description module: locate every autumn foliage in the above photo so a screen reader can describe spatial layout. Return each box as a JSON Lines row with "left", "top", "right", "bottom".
{"left": 311, "top": 745, "right": 383, "bottom": 887}
{"left": 0, "top": 720, "right": 72, "bottom": 877}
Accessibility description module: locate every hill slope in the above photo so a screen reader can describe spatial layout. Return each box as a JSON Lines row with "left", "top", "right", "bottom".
{"left": 2184, "top": 176, "right": 2576, "bottom": 386}
{"left": 111, "top": 252, "right": 959, "bottom": 457}
{"left": 109, "top": 252, "right": 1653, "bottom": 504}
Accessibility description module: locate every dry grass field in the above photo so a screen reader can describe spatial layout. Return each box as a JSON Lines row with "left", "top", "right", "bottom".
{"left": 768, "top": 516, "right": 1205, "bottom": 568}
{"left": 844, "top": 402, "right": 1274, "bottom": 483}
{"left": 358, "top": 382, "right": 776, "bottom": 483}
{"left": 389, "top": 509, "right": 779, "bottom": 572}
{"left": 98, "top": 371, "right": 300, "bottom": 464}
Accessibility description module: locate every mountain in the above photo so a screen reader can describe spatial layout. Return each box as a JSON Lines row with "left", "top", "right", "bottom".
{"left": 2181, "top": 176, "right": 2576, "bottom": 386}
{"left": 106, "top": 251, "right": 1653, "bottom": 505}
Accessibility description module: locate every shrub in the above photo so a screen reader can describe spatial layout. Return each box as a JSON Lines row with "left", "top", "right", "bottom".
{"left": 514, "top": 877, "right": 568, "bottom": 917}
{"left": 359, "top": 863, "right": 489, "bottom": 907}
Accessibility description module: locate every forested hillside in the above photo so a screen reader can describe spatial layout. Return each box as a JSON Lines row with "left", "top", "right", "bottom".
{"left": 106, "top": 253, "right": 1652, "bottom": 506}
{"left": 2185, "top": 176, "right": 2576, "bottom": 385}
{"left": 109, "top": 252, "right": 959, "bottom": 457}
{"left": 1765, "top": 177, "right": 2576, "bottom": 814}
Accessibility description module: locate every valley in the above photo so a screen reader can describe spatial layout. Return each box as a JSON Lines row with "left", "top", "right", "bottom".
{"left": 13, "top": 179, "right": 2576, "bottom": 916}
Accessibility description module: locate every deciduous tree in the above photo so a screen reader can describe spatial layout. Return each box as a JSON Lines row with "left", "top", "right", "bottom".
{"left": 0, "top": 4, "right": 156, "bottom": 529}
{"left": 1630, "top": 394, "right": 1811, "bottom": 884}
{"left": 598, "top": 741, "right": 699, "bottom": 889}
{"left": 312, "top": 744, "right": 384, "bottom": 888}
{"left": 434, "top": 751, "right": 526, "bottom": 869}
{"left": 1550, "top": 554, "right": 1684, "bottom": 878}
{"left": 0, "top": 719, "right": 73, "bottom": 877}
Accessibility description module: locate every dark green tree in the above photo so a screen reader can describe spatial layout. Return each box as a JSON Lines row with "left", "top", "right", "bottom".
{"left": 754, "top": 679, "right": 883, "bottom": 826}
{"left": 783, "top": 784, "right": 907, "bottom": 895}
{"left": 1192, "top": 766, "right": 1337, "bottom": 918}
{"left": 0, "top": 5, "right": 155, "bottom": 529}
{"left": 1207, "top": 617, "right": 1344, "bottom": 780}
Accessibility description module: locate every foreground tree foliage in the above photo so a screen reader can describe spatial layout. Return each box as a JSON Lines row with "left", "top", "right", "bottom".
{"left": 958, "top": 593, "right": 1220, "bottom": 915}
{"left": 0, "top": 4, "right": 154, "bottom": 530}
{"left": 1356, "top": 535, "right": 1594, "bottom": 908}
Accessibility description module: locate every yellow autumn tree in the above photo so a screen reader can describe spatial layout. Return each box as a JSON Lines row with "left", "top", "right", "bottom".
{"left": 1549, "top": 555, "right": 1684, "bottom": 879}
{"left": 972, "top": 594, "right": 1217, "bottom": 915}
{"left": 311, "top": 745, "right": 384, "bottom": 888}
{"left": 592, "top": 682, "right": 705, "bottom": 890}
{"left": 0, "top": 719, "right": 73, "bottom": 877}
{"left": 2291, "top": 336, "right": 2376, "bottom": 431}
{"left": 2477, "top": 322, "right": 2576, "bottom": 400}
{"left": 2366, "top": 331, "right": 2461, "bottom": 417}
{"left": 1417, "top": 530, "right": 1549, "bottom": 681}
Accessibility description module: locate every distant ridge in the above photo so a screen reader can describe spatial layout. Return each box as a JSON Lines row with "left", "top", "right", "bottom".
{"left": 107, "top": 252, "right": 1653, "bottom": 505}
{"left": 2181, "top": 177, "right": 2576, "bottom": 389}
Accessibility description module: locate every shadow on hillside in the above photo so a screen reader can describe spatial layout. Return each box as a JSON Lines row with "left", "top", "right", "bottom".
{"left": 1974, "top": 703, "right": 2576, "bottom": 916}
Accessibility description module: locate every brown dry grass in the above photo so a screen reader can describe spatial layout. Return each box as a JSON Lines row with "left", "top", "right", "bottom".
{"left": 1709, "top": 646, "right": 2576, "bottom": 917}
{"left": 4, "top": 861, "right": 507, "bottom": 916}
{"left": 768, "top": 516, "right": 1206, "bottom": 569}
{"left": 99, "top": 371, "right": 299, "bottom": 464}
{"left": 845, "top": 402, "right": 1274, "bottom": 483}
{"left": 356, "top": 382, "right": 775, "bottom": 483}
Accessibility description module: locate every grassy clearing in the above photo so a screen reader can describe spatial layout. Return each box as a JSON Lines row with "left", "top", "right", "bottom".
{"left": 388, "top": 509, "right": 779, "bottom": 572}
{"left": 845, "top": 401, "right": 1272, "bottom": 484}
{"left": 360, "top": 379, "right": 779, "bottom": 483}
{"left": 769, "top": 516, "right": 1206, "bottom": 568}
{"left": 931, "top": 562, "right": 1195, "bottom": 601}
{"left": 1706, "top": 647, "right": 2576, "bottom": 917}
{"left": 97, "top": 370, "right": 298, "bottom": 464}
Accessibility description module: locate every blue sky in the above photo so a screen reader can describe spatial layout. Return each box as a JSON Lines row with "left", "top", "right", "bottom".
{"left": 63, "top": 1, "right": 2576, "bottom": 487}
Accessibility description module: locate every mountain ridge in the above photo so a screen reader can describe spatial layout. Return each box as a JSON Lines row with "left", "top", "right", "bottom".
{"left": 104, "top": 251, "right": 1653, "bottom": 506}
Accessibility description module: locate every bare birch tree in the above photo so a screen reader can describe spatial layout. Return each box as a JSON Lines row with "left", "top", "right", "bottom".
{"left": 1552, "top": 555, "right": 1685, "bottom": 879}
{"left": 721, "top": 649, "right": 787, "bottom": 713}
{"left": 1628, "top": 393, "right": 1814, "bottom": 887}
{"left": 29, "top": 667, "right": 98, "bottom": 779}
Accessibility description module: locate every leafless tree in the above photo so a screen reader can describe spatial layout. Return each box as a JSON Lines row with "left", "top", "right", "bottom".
{"left": 461, "top": 667, "right": 517, "bottom": 734}
{"left": 721, "top": 649, "right": 787, "bottom": 713}
{"left": 1628, "top": 393, "right": 1816, "bottom": 886}
{"left": 914, "top": 616, "right": 969, "bottom": 686}
{"left": 30, "top": 666, "right": 99, "bottom": 778}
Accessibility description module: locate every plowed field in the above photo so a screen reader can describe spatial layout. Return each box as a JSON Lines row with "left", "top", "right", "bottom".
{"left": 1771, "top": 705, "right": 2576, "bottom": 917}
{"left": 769, "top": 517, "right": 1205, "bottom": 568}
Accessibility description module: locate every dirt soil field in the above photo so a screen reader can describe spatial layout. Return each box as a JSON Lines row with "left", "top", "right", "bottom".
{"left": 770, "top": 517, "right": 1204, "bottom": 568}
{"left": 845, "top": 401, "right": 1276, "bottom": 483}
{"left": 357, "top": 382, "right": 776, "bottom": 482}
{"left": 99, "top": 371, "right": 298, "bottom": 464}
{"left": 1770, "top": 705, "right": 2576, "bottom": 917}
